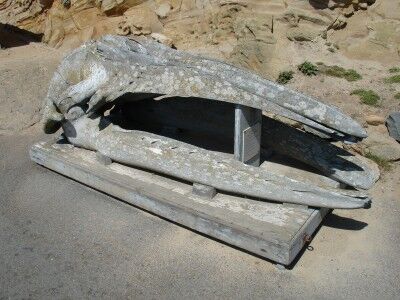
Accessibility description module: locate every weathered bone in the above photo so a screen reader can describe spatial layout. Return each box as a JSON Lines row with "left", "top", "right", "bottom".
{"left": 262, "top": 118, "right": 380, "bottom": 190}
{"left": 62, "top": 115, "right": 370, "bottom": 209}
{"left": 43, "top": 35, "right": 365, "bottom": 139}
{"left": 114, "top": 97, "right": 379, "bottom": 189}
{"left": 41, "top": 35, "right": 374, "bottom": 209}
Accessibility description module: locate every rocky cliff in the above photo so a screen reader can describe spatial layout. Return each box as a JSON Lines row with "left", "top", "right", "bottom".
{"left": 1, "top": 1, "right": 399, "bottom": 77}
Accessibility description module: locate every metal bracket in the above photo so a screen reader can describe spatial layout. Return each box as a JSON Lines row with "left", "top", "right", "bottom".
{"left": 234, "top": 105, "right": 262, "bottom": 166}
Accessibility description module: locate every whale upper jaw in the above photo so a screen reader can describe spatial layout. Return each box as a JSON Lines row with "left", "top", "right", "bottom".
{"left": 43, "top": 35, "right": 367, "bottom": 141}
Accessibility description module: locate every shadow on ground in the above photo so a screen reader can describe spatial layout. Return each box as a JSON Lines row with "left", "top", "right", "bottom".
{"left": 323, "top": 213, "right": 368, "bottom": 230}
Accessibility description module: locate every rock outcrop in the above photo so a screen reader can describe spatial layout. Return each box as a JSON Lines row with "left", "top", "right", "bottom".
{"left": 386, "top": 112, "right": 400, "bottom": 142}
{"left": 363, "top": 125, "right": 400, "bottom": 161}
{"left": 1, "top": 1, "right": 399, "bottom": 77}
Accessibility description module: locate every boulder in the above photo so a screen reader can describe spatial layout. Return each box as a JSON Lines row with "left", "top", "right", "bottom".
{"left": 386, "top": 112, "right": 400, "bottom": 142}
{"left": 363, "top": 126, "right": 400, "bottom": 161}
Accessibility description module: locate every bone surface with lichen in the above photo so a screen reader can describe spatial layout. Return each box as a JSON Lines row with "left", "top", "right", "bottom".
{"left": 41, "top": 35, "right": 373, "bottom": 209}
{"left": 43, "top": 35, "right": 366, "bottom": 139}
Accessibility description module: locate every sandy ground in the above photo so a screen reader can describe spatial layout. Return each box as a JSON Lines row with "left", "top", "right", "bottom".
{"left": 0, "top": 43, "right": 62, "bottom": 133}
{"left": 0, "top": 42, "right": 400, "bottom": 298}
{"left": 285, "top": 42, "right": 400, "bottom": 126}
{"left": 1, "top": 127, "right": 399, "bottom": 299}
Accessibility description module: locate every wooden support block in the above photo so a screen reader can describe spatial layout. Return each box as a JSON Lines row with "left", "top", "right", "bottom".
{"left": 234, "top": 105, "right": 262, "bottom": 166}
{"left": 192, "top": 183, "right": 217, "bottom": 199}
{"left": 95, "top": 152, "right": 112, "bottom": 166}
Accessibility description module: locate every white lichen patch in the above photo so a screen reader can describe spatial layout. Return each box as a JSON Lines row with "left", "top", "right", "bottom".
{"left": 304, "top": 104, "right": 327, "bottom": 121}
{"left": 149, "top": 148, "right": 163, "bottom": 155}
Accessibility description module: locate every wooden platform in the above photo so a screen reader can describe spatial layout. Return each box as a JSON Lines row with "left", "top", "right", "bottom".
{"left": 30, "top": 140, "right": 329, "bottom": 266}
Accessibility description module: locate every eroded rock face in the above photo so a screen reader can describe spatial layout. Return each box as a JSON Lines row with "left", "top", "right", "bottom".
{"left": 1, "top": 0, "right": 397, "bottom": 76}
{"left": 0, "top": 0, "right": 52, "bottom": 33}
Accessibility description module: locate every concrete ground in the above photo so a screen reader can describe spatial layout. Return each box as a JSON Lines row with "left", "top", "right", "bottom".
{"left": 1, "top": 129, "right": 399, "bottom": 299}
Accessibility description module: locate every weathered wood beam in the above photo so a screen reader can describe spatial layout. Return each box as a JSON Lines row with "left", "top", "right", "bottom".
{"left": 29, "top": 140, "right": 330, "bottom": 265}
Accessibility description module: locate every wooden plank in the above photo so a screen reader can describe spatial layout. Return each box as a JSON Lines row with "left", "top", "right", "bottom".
{"left": 289, "top": 208, "right": 330, "bottom": 263}
{"left": 30, "top": 140, "right": 328, "bottom": 265}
